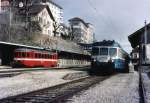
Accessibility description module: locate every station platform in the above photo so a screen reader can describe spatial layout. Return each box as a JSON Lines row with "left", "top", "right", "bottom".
{"left": 140, "top": 66, "right": 150, "bottom": 103}
{"left": 67, "top": 71, "right": 139, "bottom": 103}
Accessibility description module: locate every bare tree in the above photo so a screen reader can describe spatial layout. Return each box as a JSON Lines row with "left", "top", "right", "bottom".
{"left": 0, "top": 24, "right": 9, "bottom": 41}
{"left": 69, "top": 25, "right": 76, "bottom": 40}
{"left": 29, "top": 21, "right": 42, "bottom": 32}
{"left": 53, "top": 22, "right": 61, "bottom": 37}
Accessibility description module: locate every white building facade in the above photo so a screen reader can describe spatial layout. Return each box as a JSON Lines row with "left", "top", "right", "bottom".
{"left": 0, "top": 0, "right": 63, "bottom": 37}
{"left": 87, "top": 23, "right": 94, "bottom": 43}
{"left": 28, "top": 5, "right": 55, "bottom": 36}
{"left": 69, "top": 17, "right": 94, "bottom": 44}
{"left": 35, "top": 6, "right": 54, "bottom": 36}
{"left": 13, "top": 4, "right": 55, "bottom": 36}
{"left": 35, "top": 0, "right": 63, "bottom": 24}
{"left": 34, "top": 0, "right": 63, "bottom": 36}
{"left": 0, "top": 0, "right": 10, "bottom": 12}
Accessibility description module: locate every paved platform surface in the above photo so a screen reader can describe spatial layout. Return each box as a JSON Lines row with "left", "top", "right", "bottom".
{"left": 0, "top": 69, "right": 88, "bottom": 99}
{"left": 141, "top": 66, "right": 150, "bottom": 103}
{"left": 67, "top": 72, "right": 139, "bottom": 103}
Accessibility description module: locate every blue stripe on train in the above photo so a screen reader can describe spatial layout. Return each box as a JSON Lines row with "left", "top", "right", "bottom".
{"left": 114, "top": 59, "right": 125, "bottom": 70}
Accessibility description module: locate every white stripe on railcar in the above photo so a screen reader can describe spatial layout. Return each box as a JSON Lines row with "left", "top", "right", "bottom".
{"left": 14, "top": 58, "right": 57, "bottom": 62}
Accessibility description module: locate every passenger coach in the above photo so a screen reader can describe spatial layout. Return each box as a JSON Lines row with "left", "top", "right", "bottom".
{"left": 12, "top": 48, "right": 91, "bottom": 68}
{"left": 12, "top": 48, "right": 58, "bottom": 67}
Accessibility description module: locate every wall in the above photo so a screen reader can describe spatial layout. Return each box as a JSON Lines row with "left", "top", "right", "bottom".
{"left": 35, "top": 8, "right": 54, "bottom": 36}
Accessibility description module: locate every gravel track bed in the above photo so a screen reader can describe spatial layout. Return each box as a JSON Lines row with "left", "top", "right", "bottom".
{"left": 0, "top": 76, "right": 107, "bottom": 103}
{"left": 0, "top": 70, "right": 87, "bottom": 99}
{"left": 67, "top": 72, "right": 139, "bottom": 103}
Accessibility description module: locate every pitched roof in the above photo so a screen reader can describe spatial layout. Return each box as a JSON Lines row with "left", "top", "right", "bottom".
{"left": 17, "top": 5, "right": 55, "bottom": 21}
{"left": 128, "top": 23, "right": 150, "bottom": 48}
{"left": 69, "top": 17, "right": 89, "bottom": 27}
{"left": 34, "top": 0, "right": 63, "bottom": 9}
{"left": 47, "top": 0, "right": 62, "bottom": 9}
{"left": 93, "top": 40, "right": 121, "bottom": 47}
{"left": 29, "top": 5, "right": 46, "bottom": 15}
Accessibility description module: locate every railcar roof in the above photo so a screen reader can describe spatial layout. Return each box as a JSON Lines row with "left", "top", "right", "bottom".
{"left": 93, "top": 40, "right": 121, "bottom": 48}
{"left": 15, "top": 48, "right": 53, "bottom": 53}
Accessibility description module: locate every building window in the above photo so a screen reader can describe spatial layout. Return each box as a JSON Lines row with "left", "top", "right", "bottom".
{"left": 39, "top": 17, "right": 42, "bottom": 23}
{"left": 48, "top": 30, "right": 50, "bottom": 34}
{"left": 47, "top": 21, "right": 50, "bottom": 26}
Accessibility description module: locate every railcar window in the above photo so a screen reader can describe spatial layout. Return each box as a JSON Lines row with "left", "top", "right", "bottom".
{"left": 47, "top": 54, "right": 50, "bottom": 58}
{"left": 45, "top": 54, "right": 47, "bottom": 59}
{"left": 92, "top": 47, "right": 99, "bottom": 55}
{"left": 22, "top": 52, "right": 26, "bottom": 57}
{"left": 15, "top": 52, "right": 18, "bottom": 57}
{"left": 35, "top": 53, "right": 38, "bottom": 58}
{"left": 39, "top": 54, "right": 42, "bottom": 58}
{"left": 49, "top": 54, "right": 52, "bottom": 58}
{"left": 42, "top": 54, "right": 45, "bottom": 58}
{"left": 30, "top": 53, "right": 33, "bottom": 58}
{"left": 41, "top": 54, "right": 43, "bottom": 58}
{"left": 45, "top": 54, "right": 47, "bottom": 58}
{"left": 109, "top": 48, "right": 117, "bottom": 57}
{"left": 100, "top": 48, "right": 108, "bottom": 56}
{"left": 18, "top": 52, "right": 21, "bottom": 57}
{"left": 18, "top": 52, "right": 19, "bottom": 57}
{"left": 27, "top": 53, "right": 29, "bottom": 57}
{"left": 118, "top": 49, "right": 123, "bottom": 58}
{"left": 38, "top": 53, "right": 40, "bottom": 58}
{"left": 118, "top": 49, "right": 121, "bottom": 58}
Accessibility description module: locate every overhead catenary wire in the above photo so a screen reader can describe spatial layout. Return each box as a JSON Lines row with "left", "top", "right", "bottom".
{"left": 87, "top": 0, "right": 124, "bottom": 41}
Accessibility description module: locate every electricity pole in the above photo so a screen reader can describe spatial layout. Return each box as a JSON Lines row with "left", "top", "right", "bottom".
{"left": 144, "top": 20, "right": 147, "bottom": 64}
{"left": 25, "top": 0, "right": 29, "bottom": 32}
{"left": 9, "top": 1, "right": 12, "bottom": 42}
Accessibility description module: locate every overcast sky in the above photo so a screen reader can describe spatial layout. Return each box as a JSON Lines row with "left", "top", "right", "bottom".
{"left": 55, "top": 0, "right": 150, "bottom": 53}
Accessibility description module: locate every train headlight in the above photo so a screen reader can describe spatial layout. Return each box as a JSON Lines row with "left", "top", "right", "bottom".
{"left": 92, "top": 58, "right": 96, "bottom": 62}
{"left": 109, "top": 58, "right": 114, "bottom": 63}
{"left": 111, "top": 59, "right": 114, "bottom": 62}
{"left": 93, "top": 59, "right": 96, "bottom": 62}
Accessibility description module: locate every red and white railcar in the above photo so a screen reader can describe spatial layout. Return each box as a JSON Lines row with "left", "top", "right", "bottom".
{"left": 12, "top": 48, "right": 58, "bottom": 67}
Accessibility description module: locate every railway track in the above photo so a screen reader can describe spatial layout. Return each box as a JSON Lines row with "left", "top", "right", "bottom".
{"left": 0, "top": 76, "right": 108, "bottom": 103}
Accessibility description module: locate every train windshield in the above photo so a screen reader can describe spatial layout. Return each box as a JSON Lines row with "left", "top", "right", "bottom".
{"left": 100, "top": 48, "right": 108, "bottom": 56}
{"left": 92, "top": 47, "right": 99, "bottom": 56}
{"left": 109, "top": 48, "right": 117, "bottom": 57}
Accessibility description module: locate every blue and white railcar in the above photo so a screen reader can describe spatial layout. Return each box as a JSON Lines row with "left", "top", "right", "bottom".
{"left": 91, "top": 40, "right": 129, "bottom": 73}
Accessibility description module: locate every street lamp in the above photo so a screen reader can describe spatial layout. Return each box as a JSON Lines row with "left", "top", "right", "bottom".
{"left": 19, "top": 2, "right": 23, "bottom": 8}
